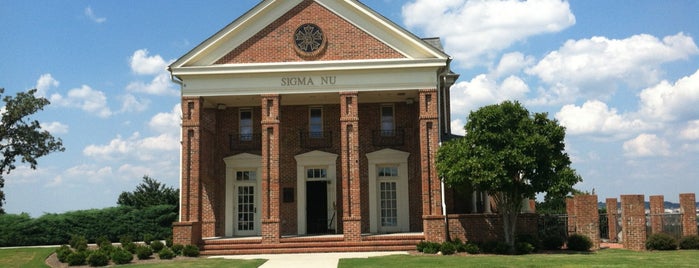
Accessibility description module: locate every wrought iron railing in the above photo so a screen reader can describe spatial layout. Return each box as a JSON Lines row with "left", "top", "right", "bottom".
{"left": 229, "top": 133, "right": 261, "bottom": 151}
{"left": 372, "top": 129, "right": 405, "bottom": 147}
{"left": 299, "top": 130, "right": 333, "bottom": 149}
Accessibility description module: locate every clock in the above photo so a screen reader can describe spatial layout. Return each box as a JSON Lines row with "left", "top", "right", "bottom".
{"left": 294, "top": 23, "right": 326, "bottom": 56}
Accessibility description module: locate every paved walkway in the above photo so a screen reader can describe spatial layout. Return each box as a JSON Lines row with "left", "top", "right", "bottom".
{"left": 210, "top": 251, "right": 408, "bottom": 268}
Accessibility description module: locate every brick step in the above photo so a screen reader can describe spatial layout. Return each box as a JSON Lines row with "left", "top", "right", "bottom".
{"left": 202, "top": 239, "right": 422, "bottom": 251}
{"left": 362, "top": 234, "right": 425, "bottom": 241}
{"left": 202, "top": 245, "right": 416, "bottom": 255}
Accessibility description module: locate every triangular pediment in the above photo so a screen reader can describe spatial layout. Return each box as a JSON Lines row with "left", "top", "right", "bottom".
{"left": 170, "top": 0, "right": 448, "bottom": 69}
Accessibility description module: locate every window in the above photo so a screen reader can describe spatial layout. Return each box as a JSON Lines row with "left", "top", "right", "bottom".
{"left": 240, "top": 109, "right": 252, "bottom": 141}
{"left": 236, "top": 171, "right": 256, "bottom": 181}
{"left": 309, "top": 107, "right": 323, "bottom": 138}
{"left": 378, "top": 166, "right": 398, "bottom": 177}
{"left": 380, "top": 105, "right": 394, "bottom": 136}
{"left": 378, "top": 165, "right": 398, "bottom": 227}
{"left": 306, "top": 168, "right": 327, "bottom": 179}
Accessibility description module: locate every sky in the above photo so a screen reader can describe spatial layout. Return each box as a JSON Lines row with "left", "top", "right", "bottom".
{"left": 1, "top": 0, "right": 698, "bottom": 217}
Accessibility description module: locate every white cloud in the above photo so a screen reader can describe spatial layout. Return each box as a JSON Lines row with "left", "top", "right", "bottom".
{"left": 129, "top": 49, "right": 169, "bottom": 75}
{"left": 680, "top": 120, "right": 699, "bottom": 140}
{"left": 50, "top": 85, "right": 112, "bottom": 118}
{"left": 450, "top": 74, "right": 529, "bottom": 115}
{"left": 126, "top": 73, "right": 179, "bottom": 96}
{"left": 119, "top": 94, "right": 150, "bottom": 113}
{"left": 84, "top": 7, "right": 106, "bottom": 24}
{"left": 623, "top": 134, "right": 670, "bottom": 158}
{"left": 65, "top": 164, "right": 113, "bottom": 183}
{"left": 35, "top": 73, "right": 59, "bottom": 97}
{"left": 148, "top": 104, "right": 181, "bottom": 134}
{"left": 402, "top": 0, "right": 575, "bottom": 67}
{"left": 555, "top": 100, "right": 651, "bottom": 138}
{"left": 41, "top": 121, "right": 69, "bottom": 134}
{"left": 492, "top": 52, "right": 535, "bottom": 78}
{"left": 527, "top": 33, "right": 699, "bottom": 104}
{"left": 639, "top": 69, "right": 699, "bottom": 122}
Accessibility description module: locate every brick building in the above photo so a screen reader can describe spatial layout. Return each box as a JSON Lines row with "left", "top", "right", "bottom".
{"left": 168, "top": 0, "right": 459, "bottom": 253}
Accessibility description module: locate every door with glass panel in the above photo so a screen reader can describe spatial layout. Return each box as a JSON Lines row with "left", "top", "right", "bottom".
{"left": 377, "top": 166, "right": 399, "bottom": 233}
{"left": 234, "top": 170, "right": 258, "bottom": 236}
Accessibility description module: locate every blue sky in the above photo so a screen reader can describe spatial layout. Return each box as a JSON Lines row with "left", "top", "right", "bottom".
{"left": 1, "top": 0, "right": 698, "bottom": 217}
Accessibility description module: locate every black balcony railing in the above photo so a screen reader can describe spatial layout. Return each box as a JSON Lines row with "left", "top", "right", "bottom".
{"left": 229, "top": 133, "right": 261, "bottom": 151}
{"left": 300, "top": 130, "right": 333, "bottom": 149}
{"left": 372, "top": 129, "right": 405, "bottom": 147}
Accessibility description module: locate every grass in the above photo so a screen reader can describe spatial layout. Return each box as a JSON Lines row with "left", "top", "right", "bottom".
{"left": 0, "top": 247, "right": 55, "bottom": 268}
{"left": 339, "top": 249, "right": 699, "bottom": 268}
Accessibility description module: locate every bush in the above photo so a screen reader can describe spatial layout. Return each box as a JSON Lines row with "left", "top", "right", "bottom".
{"left": 67, "top": 251, "right": 88, "bottom": 266}
{"left": 541, "top": 234, "right": 565, "bottom": 250}
{"left": 679, "top": 235, "right": 699, "bottom": 250}
{"left": 143, "top": 234, "right": 154, "bottom": 245}
{"left": 56, "top": 245, "right": 73, "bottom": 263}
{"left": 151, "top": 240, "right": 165, "bottom": 252}
{"left": 516, "top": 234, "right": 540, "bottom": 251}
{"left": 479, "top": 241, "right": 499, "bottom": 254}
{"left": 135, "top": 245, "right": 153, "bottom": 260}
{"left": 646, "top": 233, "right": 678, "bottom": 250}
{"left": 95, "top": 235, "right": 111, "bottom": 248}
{"left": 440, "top": 242, "right": 456, "bottom": 255}
{"left": 111, "top": 247, "right": 133, "bottom": 265}
{"left": 182, "top": 244, "right": 200, "bottom": 257}
{"left": 494, "top": 242, "right": 512, "bottom": 255}
{"left": 165, "top": 237, "right": 173, "bottom": 248}
{"left": 567, "top": 234, "right": 593, "bottom": 251}
{"left": 171, "top": 244, "right": 184, "bottom": 255}
{"left": 515, "top": 242, "right": 535, "bottom": 255}
{"left": 86, "top": 250, "right": 110, "bottom": 267}
{"left": 159, "top": 248, "right": 176, "bottom": 260}
{"left": 417, "top": 242, "right": 440, "bottom": 254}
{"left": 69, "top": 235, "right": 88, "bottom": 251}
{"left": 463, "top": 243, "right": 480, "bottom": 254}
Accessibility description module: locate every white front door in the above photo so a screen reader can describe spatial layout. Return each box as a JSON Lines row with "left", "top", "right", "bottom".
{"left": 377, "top": 167, "right": 400, "bottom": 233}
{"left": 233, "top": 171, "right": 259, "bottom": 236}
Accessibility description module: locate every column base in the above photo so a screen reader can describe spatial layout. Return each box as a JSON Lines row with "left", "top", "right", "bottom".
{"left": 343, "top": 217, "right": 362, "bottom": 242}
{"left": 423, "top": 215, "right": 446, "bottom": 243}
{"left": 262, "top": 219, "right": 281, "bottom": 244}
{"left": 172, "top": 221, "right": 202, "bottom": 246}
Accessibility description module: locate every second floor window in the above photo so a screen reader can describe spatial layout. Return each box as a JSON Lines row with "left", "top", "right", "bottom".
{"left": 240, "top": 109, "right": 253, "bottom": 141}
{"left": 380, "top": 105, "right": 394, "bottom": 136}
{"left": 309, "top": 107, "right": 323, "bottom": 138}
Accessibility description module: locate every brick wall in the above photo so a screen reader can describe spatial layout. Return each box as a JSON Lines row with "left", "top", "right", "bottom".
{"left": 447, "top": 213, "right": 538, "bottom": 243}
{"left": 649, "top": 195, "right": 664, "bottom": 235}
{"left": 606, "top": 198, "right": 618, "bottom": 242}
{"left": 573, "top": 195, "right": 600, "bottom": 250}
{"left": 621, "top": 195, "right": 646, "bottom": 251}
{"left": 216, "top": 0, "right": 403, "bottom": 64}
{"left": 680, "top": 193, "right": 698, "bottom": 237}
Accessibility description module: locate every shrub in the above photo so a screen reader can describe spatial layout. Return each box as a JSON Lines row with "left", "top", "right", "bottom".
{"left": 86, "top": 250, "right": 110, "bottom": 267}
{"left": 567, "top": 234, "right": 593, "bottom": 251}
{"left": 541, "top": 234, "right": 565, "bottom": 250}
{"left": 679, "top": 235, "right": 699, "bottom": 250}
{"left": 440, "top": 242, "right": 456, "bottom": 255}
{"left": 143, "top": 234, "right": 154, "bottom": 245}
{"left": 95, "top": 235, "right": 111, "bottom": 248}
{"left": 417, "top": 242, "right": 440, "bottom": 254}
{"left": 479, "top": 241, "right": 499, "bottom": 254}
{"left": 463, "top": 242, "right": 480, "bottom": 254}
{"left": 165, "top": 237, "right": 173, "bottom": 248}
{"left": 56, "top": 245, "right": 73, "bottom": 263}
{"left": 515, "top": 242, "right": 535, "bottom": 255}
{"left": 151, "top": 240, "right": 165, "bottom": 252}
{"left": 111, "top": 247, "right": 133, "bottom": 265}
{"left": 516, "top": 234, "right": 540, "bottom": 251}
{"left": 67, "top": 250, "right": 88, "bottom": 266}
{"left": 69, "top": 234, "right": 88, "bottom": 251}
{"left": 159, "top": 248, "right": 176, "bottom": 260}
{"left": 135, "top": 245, "right": 153, "bottom": 260}
{"left": 182, "top": 244, "right": 200, "bottom": 257}
{"left": 646, "top": 233, "right": 678, "bottom": 250}
{"left": 494, "top": 242, "right": 512, "bottom": 255}
{"left": 171, "top": 244, "right": 184, "bottom": 255}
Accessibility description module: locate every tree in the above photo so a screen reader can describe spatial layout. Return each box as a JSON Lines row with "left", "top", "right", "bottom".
{"left": 118, "top": 175, "right": 178, "bottom": 209}
{"left": 437, "top": 101, "right": 581, "bottom": 249}
{"left": 0, "top": 88, "right": 65, "bottom": 214}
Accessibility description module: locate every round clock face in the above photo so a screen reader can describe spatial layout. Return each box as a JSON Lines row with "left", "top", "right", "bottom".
{"left": 294, "top": 23, "right": 325, "bottom": 54}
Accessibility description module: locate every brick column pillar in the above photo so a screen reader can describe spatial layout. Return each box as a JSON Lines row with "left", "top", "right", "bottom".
{"left": 680, "top": 193, "right": 698, "bottom": 236}
{"left": 606, "top": 198, "right": 618, "bottom": 242}
{"left": 566, "top": 198, "right": 576, "bottom": 236}
{"left": 621, "top": 195, "right": 646, "bottom": 251}
{"left": 340, "top": 92, "right": 361, "bottom": 242}
{"left": 418, "top": 89, "right": 445, "bottom": 243}
{"left": 261, "top": 94, "right": 281, "bottom": 244}
{"left": 574, "top": 195, "right": 600, "bottom": 250}
{"left": 173, "top": 97, "right": 204, "bottom": 246}
{"left": 649, "top": 195, "right": 664, "bottom": 235}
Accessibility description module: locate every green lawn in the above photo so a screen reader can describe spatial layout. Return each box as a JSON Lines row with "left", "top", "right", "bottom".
{"left": 339, "top": 249, "right": 699, "bottom": 268}
{"left": 0, "top": 247, "right": 55, "bottom": 268}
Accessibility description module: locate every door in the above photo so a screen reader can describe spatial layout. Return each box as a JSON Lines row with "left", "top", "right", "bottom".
{"left": 306, "top": 181, "right": 328, "bottom": 234}
{"left": 234, "top": 170, "right": 258, "bottom": 236}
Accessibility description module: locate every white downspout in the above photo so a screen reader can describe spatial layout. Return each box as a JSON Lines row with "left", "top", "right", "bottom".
{"left": 170, "top": 69, "right": 184, "bottom": 222}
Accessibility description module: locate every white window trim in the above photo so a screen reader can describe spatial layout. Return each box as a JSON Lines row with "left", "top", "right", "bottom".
{"left": 294, "top": 150, "right": 338, "bottom": 235}
{"left": 367, "top": 148, "right": 410, "bottom": 233}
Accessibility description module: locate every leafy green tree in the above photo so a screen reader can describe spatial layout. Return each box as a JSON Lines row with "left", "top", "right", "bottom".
{"left": 437, "top": 101, "right": 581, "bottom": 248}
{"left": 118, "top": 175, "right": 178, "bottom": 209}
{"left": 0, "top": 88, "right": 65, "bottom": 214}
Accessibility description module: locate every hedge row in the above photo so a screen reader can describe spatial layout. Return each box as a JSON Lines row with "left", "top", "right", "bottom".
{"left": 0, "top": 204, "right": 176, "bottom": 247}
